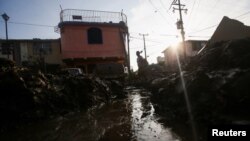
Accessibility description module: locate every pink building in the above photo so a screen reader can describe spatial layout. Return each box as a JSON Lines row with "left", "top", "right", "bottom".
{"left": 58, "top": 9, "right": 128, "bottom": 75}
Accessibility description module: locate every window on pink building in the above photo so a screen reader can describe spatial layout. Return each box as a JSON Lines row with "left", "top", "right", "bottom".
{"left": 87, "top": 27, "right": 103, "bottom": 44}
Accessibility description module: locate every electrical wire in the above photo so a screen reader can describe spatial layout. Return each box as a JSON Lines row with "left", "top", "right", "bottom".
{"left": 148, "top": 0, "right": 176, "bottom": 30}
{"left": 130, "top": 36, "right": 165, "bottom": 44}
{"left": 5, "top": 21, "right": 55, "bottom": 28}
{"left": 195, "top": 0, "right": 221, "bottom": 31}
{"left": 158, "top": 0, "right": 168, "bottom": 11}
{"left": 188, "top": 10, "right": 250, "bottom": 34}
{"left": 158, "top": 0, "right": 176, "bottom": 21}
{"left": 188, "top": 24, "right": 217, "bottom": 34}
{"left": 235, "top": 11, "right": 250, "bottom": 18}
{"left": 188, "top": 35, "right": 211, "bottom": 38}
{"left": 185, "top": 0, "right": 197, "bottom": 29}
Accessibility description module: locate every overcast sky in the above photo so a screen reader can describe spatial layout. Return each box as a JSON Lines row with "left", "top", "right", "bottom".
{"left": 1, "top": 0, "right": 250, "bottom": 70}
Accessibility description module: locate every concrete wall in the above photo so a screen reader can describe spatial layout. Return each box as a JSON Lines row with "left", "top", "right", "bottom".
{"left": 20, "top": 42, "right": 29, "bottom": 62}
{"left": 0, "top": 42, "right": 13, "bottom": 60}
{"left": 30, "top": 40, "right": 63, "bottom": 65}
{"left": 43, "top": 41, "right": 62, "bottom": 65}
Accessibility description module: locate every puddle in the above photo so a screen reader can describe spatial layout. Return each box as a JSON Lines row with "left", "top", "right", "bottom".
{"left": 129, "top": 88, "right": 180, "bottom": 141}
{"left": 0, "top": 87, "right": 181, "bottom": 141}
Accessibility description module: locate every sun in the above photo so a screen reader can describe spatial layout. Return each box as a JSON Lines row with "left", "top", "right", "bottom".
{"left": 169, "top": 36, "right": 182, "bottom": 51}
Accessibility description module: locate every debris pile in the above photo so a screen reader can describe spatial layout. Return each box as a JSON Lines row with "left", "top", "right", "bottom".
{"left": 0, "top": 58, "right": 124, "bottom": 130}
{"left": 147, "top": 38, "right": 250, "bottom": 139}
{"left": 131, "top": 64, "right": 166, "bottom": 87}
{"left": 189, "top": 38, "right": 250, "bottom": 70}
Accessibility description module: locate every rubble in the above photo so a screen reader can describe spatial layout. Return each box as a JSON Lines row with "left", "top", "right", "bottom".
{"left": 190, "top": 38, "right": 250, "bottom": 70}
{"left": 137, "top": 38, "right": 250, "bottom": 140}
{"left": 130, "top": 64, "right": 167, "bottom": 87}
{"left": 0, "top": 60, "right": 124, "bottom": 131}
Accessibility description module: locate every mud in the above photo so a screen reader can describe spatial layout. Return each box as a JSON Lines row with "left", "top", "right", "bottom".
{"left": 0, "top": 60, "right": 124, "bottom": 131}
{"left": 0, "top": 87, "right": 180, "bottom": 141}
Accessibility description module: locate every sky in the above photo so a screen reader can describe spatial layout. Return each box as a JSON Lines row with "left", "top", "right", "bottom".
{"left": 1, "top": 0, "right": 250, "bottom": 70}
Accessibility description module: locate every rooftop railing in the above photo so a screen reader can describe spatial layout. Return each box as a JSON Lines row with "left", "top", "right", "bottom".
{"left": 60, "top": 9, "right": 127, "bottom": 25}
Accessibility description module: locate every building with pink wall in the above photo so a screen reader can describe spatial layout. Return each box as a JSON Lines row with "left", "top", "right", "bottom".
{"left": 58, "top": 9, "right": 128, "bottom": 75}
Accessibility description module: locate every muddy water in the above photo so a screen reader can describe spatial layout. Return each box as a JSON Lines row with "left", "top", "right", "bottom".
{"left": 0, "top": 87, "right": 180, "bottom": 141}
{"left": 129, "top": 88, "right": 180, "bottom": 141}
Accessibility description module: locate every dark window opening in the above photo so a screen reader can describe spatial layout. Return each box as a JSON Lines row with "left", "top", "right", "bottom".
{"left": 87, "top": 27, "right": 103, "bottom": 44}
{"left": 33, "top": 42, "right": 52, "bottom": 55}
{"left": 0, "top": 42, "right": 12, "bottom": 55}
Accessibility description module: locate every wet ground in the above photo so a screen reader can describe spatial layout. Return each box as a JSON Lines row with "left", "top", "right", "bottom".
{"left": 0, "top": 87, "right": 180, "bottom": 141}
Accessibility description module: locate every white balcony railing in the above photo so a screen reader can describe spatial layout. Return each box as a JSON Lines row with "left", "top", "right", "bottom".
{"left": 60, "top": 9, "right": 127, "bottom": 24}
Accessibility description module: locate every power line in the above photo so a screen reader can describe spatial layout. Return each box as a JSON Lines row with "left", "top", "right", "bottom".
{"left": 159, "top": 0, "right": 178, "bottom": 21}
{"left": 130, "top": 46, "right": 143, "bottom": 50}
{"left": 148, "top": 50, "right": 163, "bottom": 56}
{"left": 0, "top": 21, "right": 55, "bottom": 28}
{"left": 195, "top": 0, "right": 247, "bottom": 21}
{"left": 186, "top": 0, "right": 201, "bottom": 32}
{"left": 188, "top": 0, "right": 197, "bottom": 21}
{"left": 237, "top": 15, "right": 249, "bottom": 21}
{"left": 188, "top": 10, "right": 250, "bottom": 34}
{"left": 235, "top": 11, "right": 250, "bottom": 18}
{"left": 158, "top": 0, "right": 176, "bottom": 21}
{"left": 188, "top": 24, "right": 217, "bottom": 34}
{"left": 195, "top": 0, "right": 221, "bottom": 31}
{"left": 130, "top": 43, "right": 163, "bottom": 50}
{"left": 130, "top": 36, "right": 164, "bottom": 44}
{"left": 188, "top": 35, "right": 211, "bottom": 38}
{"left": 56, "top": 0, "right": 63, "bottom": 11}
{"left": 159, "top": 34, "right": 178, "bottom": 37}
{"left": 159, "top": 0, "right": 168, "bottom": 11}
{"left": 148, "top": 0, "right": 160, "bottom": 12}
{"left": 185, "top": 0, "right": 197, "bottom": 29}
{"left": 148, "top": 0, "right": 176, "bottom": 29}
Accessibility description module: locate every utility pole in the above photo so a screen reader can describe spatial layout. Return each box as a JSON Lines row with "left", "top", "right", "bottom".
{"left": 139, "top": 33, "right": 148, "bottom": 61}
{"left": 127, "top": 33, "right": 131, "bottom": 75}
{"left": 1, "top": 13, "right": 10, "bottom": 59}
{"left": 171, "top": 0, "right": 187, "bottom": 60}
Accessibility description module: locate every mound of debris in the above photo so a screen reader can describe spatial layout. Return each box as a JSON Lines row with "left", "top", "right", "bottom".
{"left": 0, "top": 58, "right": 124, "bottom": 131}
{"left": 148, "top": 38, "right": 250, "bottom": 140}
{"left": 189, "top": 37, "right": 250, "bottom": 70}
{"left": 130, "top": 64, "right": 167, "bottom": 87}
